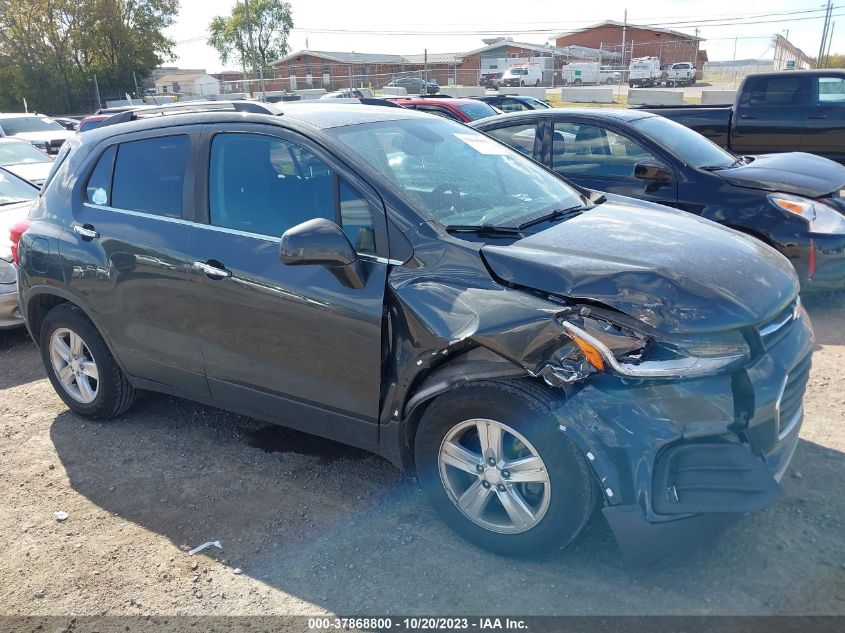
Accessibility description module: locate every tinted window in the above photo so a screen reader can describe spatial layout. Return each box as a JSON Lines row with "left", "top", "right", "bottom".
{"left": 552, "top": 122, "right": 658, "bottom": 177}
{"left": 111, "top": 136, "right": 188, "bottom": 217}
{"left": 817, "top": 76, "right": 845, "bottom": 103}
{"left": 86, "top": 145, "right": 117, "bottom": 205}
{"left": 340, "top": 181, "right": 375, "bottom": 254}
{"left": 745, "top": 76, "right": 803, "bottom": 106}
{"left": 484, "top": 123, "right": 539, "bottom": 156}
{"left": 209, "top": 133, "right": 375, "bottom": 252}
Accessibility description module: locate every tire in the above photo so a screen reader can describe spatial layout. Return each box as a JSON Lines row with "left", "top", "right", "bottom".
{"left": 573, "top": 78, "right": 582, "bottom": 86}
{"left": 629, "top": 82, "right": 635, "bottom": 88}
{"left": 40, "top": 303, "right": 137, "bottom": 419}
{"left": 519, "top": 80, "right": 525, "bottom": 87}
{"left": 606, "top": 77, "right": 615, "bottom": 85}
{"left": 415, "top": 379, "right": 596, "bottom": 556}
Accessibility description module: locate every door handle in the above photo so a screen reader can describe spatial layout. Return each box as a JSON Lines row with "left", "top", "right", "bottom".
{"left": 73, "top": 224, "right": 99, "bottom": 239}
{"left": 739, "top": 114, "right": 757, "bottom": 120}
{"left": 193, "top": 260, "right": 232, "bottom": 279}
{"left": 808, "top": 113, "right": 827, "bottom": 120}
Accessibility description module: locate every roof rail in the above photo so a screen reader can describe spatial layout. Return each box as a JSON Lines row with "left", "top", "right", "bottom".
{"left": 98, "top": 100, "right": 278, "bottom": 128}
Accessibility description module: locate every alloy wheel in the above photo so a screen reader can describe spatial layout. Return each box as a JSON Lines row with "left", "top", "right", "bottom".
{"left": 49, "top": 327, "right": 99, "bottom": 403}
{"left": 438, "top": 418, "right": 551, "bottom": 534}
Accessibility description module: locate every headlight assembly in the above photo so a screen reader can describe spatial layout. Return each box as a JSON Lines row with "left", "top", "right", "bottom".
{"left": 559, "top": 310, "right": 750, "bottom": 379}
{"left": 769, "top": 193, "right": 845, "bottom": 235}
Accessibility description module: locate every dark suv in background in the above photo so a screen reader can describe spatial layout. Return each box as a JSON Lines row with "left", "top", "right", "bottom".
{"left": 14, "top": 101, "right": 812, "bottom": 568}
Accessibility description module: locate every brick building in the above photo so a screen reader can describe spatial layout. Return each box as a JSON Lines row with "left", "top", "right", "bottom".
{"left": 271, "top": 40, "right": 614, "bottom": 90}
{"left": 553, "top": 21, "right": 705, "bottom": 74}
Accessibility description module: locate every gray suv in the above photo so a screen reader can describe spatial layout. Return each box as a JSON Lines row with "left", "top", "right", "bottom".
{"left": 14, "top": 101, "right": 811, "bottom": 568}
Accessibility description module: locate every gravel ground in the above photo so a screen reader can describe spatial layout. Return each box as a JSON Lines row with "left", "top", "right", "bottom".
{"left": 1, "top": 297, "right": 844, "bottom": 617}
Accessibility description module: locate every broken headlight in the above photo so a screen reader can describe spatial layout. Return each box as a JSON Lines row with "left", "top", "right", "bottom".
{"left": 559, "top": 310, "right": 750, "bottom": 379}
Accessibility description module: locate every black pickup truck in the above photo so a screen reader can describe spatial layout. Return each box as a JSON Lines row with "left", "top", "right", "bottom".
{"left": 642, "top": 69, "right": 845, "bottom": 163}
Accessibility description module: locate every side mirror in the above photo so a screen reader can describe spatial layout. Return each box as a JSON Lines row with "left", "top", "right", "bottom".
{"left": 280, "top": 218, "right": 366, "bottom": 289}
{"left": 634, "top": 161, "right": 672, "bottom": 183}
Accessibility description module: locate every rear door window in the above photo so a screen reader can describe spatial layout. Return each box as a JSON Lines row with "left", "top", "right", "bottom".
{"left": 483, "top": 123, "right": 541, "bottom": 157}
{"left": 208, "top": 133, "right": 376, "bottom": 254}
{"left": 105, "top": 135, "right": 189, "bottom": 217}
{"left": 744, "top": 76, "right": 805, "bottom": 106}
{"left": 552, "top": 122, "right": 658, "bottom": 177}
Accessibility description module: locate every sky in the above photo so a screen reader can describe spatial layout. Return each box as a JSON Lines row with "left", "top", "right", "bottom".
{"left": 167, "top": 0, "right": 844, "bottom": 72}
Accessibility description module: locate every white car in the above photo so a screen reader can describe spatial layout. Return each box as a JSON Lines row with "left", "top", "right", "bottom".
{"left": 0, "top": 113, "right": 75, "bottom": 154}
{"left": 0, "top": 167, "right": 38, "bottom": 329}
{"left": 0, "top": 138, "right": 54, "bottom": 186}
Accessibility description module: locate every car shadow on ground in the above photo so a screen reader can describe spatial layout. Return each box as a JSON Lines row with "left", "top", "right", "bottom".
{"left": 49, "top": 389, "right": 845, "bottom": 615}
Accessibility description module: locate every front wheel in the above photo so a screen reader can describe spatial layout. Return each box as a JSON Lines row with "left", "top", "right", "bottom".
{"left": 415, "top": 380, "right": 596, "bottom": 556}
{"left": 40, "top": 304, "right": 137, "bottom": 419}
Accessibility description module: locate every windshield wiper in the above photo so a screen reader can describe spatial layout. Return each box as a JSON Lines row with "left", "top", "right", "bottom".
{"left": 516, "top": 205, "right": 584, "bottom": 230}
{"left": 445, "top": 224, "right": 523, "bottom": 235}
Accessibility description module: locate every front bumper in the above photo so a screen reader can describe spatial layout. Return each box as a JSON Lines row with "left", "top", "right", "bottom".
{"left": 553, "top": 309, "right": 813, "bottom": 569}
{"left": 0, "top": 285, "right": 23, "bottom": 329}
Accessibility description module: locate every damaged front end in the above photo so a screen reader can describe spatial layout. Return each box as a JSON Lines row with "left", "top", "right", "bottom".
{"left": 380, "top": 217, "right": 812, "bottom": 569}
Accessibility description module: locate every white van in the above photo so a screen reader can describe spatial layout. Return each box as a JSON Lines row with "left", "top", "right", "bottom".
{"left": 628, "top": 57, "right": 663, "bottom": 87}
{"left": 560, "top": 63, "right": 621, "bottom": 86}
{"left": 500, "top": 65, "right": 545, "bottom": 87}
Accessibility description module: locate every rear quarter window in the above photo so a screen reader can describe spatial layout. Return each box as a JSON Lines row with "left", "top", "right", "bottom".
{"left": 84, "top": 135, "right": 188, "bottom": 217}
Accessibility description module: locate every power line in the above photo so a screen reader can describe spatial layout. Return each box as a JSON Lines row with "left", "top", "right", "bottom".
{"left": 173, "top": 6, "right": 840, "bottom": 46}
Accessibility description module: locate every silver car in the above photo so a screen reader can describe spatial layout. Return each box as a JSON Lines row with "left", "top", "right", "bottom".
{"left": 0, "top": 137, "right": 54, "bottom": 186}
{"left": 0, "top": 167, "right": 38, "bottom": 328}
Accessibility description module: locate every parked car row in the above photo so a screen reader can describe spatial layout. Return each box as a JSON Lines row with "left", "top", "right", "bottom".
{"left": 8, "top": 98, "right": 821, "bottom": 569}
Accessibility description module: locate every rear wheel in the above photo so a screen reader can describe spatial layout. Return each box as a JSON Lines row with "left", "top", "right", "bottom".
{"left": 573, "top": 78, "right": 582, "bottom": 86}
{"left": 40, "top": 304, "right": 137, "bottom": 419}
{"left": 606, "top": 77, "right": 615, "bottom": 85}
{"left": 415, "top": 380, "right": 596, "bottom": 556}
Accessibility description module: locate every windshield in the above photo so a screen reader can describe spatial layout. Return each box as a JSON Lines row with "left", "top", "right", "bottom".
{"left": 0, "top": 141, "right": 51, "bottom": 166}
{"left": 0, "top": 116, "right": 65, "bottom": 135}
{"left": 0, "top": 168, "right": 38, "bottom": 205}
{"left": 631, "top": 115, "right": 736, "bottom": 169}
{"left": 328, "top": 117, "right": 584, "bottom": 228}
{"left": 456, "top": 102, "right": 499, "bottom": 120}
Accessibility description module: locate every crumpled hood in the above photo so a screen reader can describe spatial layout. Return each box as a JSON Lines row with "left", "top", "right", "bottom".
{"left": 481, "top": 199, "right": 798, "bottom": 334}
{"left": 717, "top": 152, "right": 845, "bottom": 198}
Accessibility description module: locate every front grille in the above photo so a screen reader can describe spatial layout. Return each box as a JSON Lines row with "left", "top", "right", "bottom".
{"left": 758, "top": 298, "right": 800, "bottom": 350}
{"left": 777, "top": 353, "right": 811, "bottom": 438}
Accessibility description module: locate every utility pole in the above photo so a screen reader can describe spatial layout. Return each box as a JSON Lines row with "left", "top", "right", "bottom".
{"left": 93, "top": 74, "right": 102, "bottom": 110}
{"left": 132, "top": 72, "right": 140, "bottom": 99}
{"left": 244, "top": 0, "right": 267, "bottom": 100}
{"left": 825, "top": 21, "right": 836, "bottom": 67}
{"left": 424, "top": 49, "right": 428, "bottom": 85}
{"left": 818, "top": 0, "right": 833, "bottom": 68}
{"left": 621, "top": 9, "right": 627, "bottom": 67}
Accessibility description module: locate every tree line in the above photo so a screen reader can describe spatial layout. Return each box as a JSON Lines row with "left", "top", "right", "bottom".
{"left": 0, "top": 0, "right": 179, "bottom": 114}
